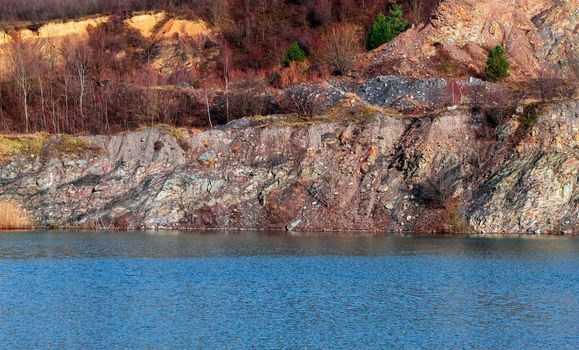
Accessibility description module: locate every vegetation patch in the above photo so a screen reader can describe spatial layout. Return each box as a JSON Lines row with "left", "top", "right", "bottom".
{"left": 279, "top": 119, "right": 322, "bottom": 128}
{"left": 169, "top": 128, "right": 190, "bottom": 151}
{"left": 0, "top": 133, "right": 47, "bottom": 161}
{"left": 366, "top": 5, "right": 409, "bottom": 51}
{"left": 0, "top": 201, "right": 31, "bottom": 230}
{"left": 484, "top": 45, "right": 510, "bottom": 82}
{"left": 443, "top": 207, "right": 471, "bottom": 234}
{"left": 156, "top": 125, "right": 190, "bottom": 151}
{"left": 50, "top": 135, "right": 97, "bottom": 156}
{"left": 516, "top": 103, "right": 541, "bottom": 128}
{"left": 250, "top": 115, "right": 274, "bottom": 122}
{"left": 325, "top": 97, "right": 382, "bottom": 123}
{"left": 352, "top": 106, "right": 378, "bottom": 123}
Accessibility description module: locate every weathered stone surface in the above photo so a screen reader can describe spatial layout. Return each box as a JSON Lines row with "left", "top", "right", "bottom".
{"left": 356, "top": 76, "right": 448, "bottom": 110}
{"left": 532, "top": 1, "right": 579, "bottom": 74}
{"left": 356, "top": 76, "right": 509, "bottom": 112}
{"left": 361, "top": 0, "right": 578, "bottom": 81}
{"left": 468, "top": 100, "right": 579, "bottom": 233}
{"left": 0, "top": 100, "right": 576, "bottom": 234}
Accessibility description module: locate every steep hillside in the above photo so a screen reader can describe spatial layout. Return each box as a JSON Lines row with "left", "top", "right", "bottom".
{"left": 0, "top": 12, "right": 211, "bottom": 69}
{"left": 0, "top": 1, "right": 577, "bottom": 135}
{"left": 361, "top": 0, "right": 578, "bottom": 80}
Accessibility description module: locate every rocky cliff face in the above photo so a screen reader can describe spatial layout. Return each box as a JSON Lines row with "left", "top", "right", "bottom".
{"left": 362, "top": 0, "right": 578, "bottom": 81}
{"left": 0, "top": 87, "right": 576, "bottom": 234}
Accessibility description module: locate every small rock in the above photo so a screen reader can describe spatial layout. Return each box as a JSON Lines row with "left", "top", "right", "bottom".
{"left": 339, "top": 129, "right": 352, "bottom": 144}
{"left": 286, "top": 219, "right": 302, "bottom": 232}
{"left": 198, "top": 151, "right": 217, "bottom": 164}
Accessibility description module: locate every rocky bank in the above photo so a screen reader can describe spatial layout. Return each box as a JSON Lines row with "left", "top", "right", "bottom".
{"left": 0, "top": 80, "right": 577, "bottom": 234}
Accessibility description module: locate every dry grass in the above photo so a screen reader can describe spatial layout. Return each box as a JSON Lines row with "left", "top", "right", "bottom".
{"left": 50, "top": 135, "right": 94, "bottom": 155}
{"left": 0, "top": 201, "right": 31, "bottom": 230}
{"left": 250, "top": 115, "right": 274, "bottom": 122}
{"left": 0, "top": 133, "right": 48, "bottom": 161}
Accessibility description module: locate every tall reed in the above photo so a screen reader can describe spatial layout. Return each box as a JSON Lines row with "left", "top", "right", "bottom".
{"left": 0, "top": 201, "right": 31, "bottom": 230}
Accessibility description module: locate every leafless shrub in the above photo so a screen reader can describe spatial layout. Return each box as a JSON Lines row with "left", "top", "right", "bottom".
{"left": 467, "top": 82, "right": 511, "bottom": 125}
{"left": 312, "top": 22, "right": 362, "bottom": 76}
{"left": 279, "top": 89, "right": 322, "bottom": 119}
{"left": 407, "top": 0, "right": 443, "bottom": 25}
{"left": 213, "top": 78, "right": 274, "bottom": 121}
{"left": 534, "top": 68, "right": 561, "bottom": 101}
{"left": 409, "top": 0, "right": 424, "bottom": 25}
{"left": 533, "top": 68, "right": 578, "bottom": 100}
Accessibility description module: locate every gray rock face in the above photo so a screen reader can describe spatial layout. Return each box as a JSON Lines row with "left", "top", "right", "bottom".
{"left": 0, "top": 100, "right": 577, "bottom": 234}
{"left": 354, "top": 76, "right": 509, "bottom": 112}
{"left": 356, "top": 76, "right": 449, "bottom": 110}
{"left": 467, "top": 100, "right": 579, "bottom": 234}
{"left": 532, "top": 1, "right": 579, "bottom": 74}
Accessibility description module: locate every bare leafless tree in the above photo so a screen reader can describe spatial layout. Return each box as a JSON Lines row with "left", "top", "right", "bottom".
{"left": 535, "top": 68, "right": 560, "bottom": 101}
{"left": 409, "top": 0, "right": 424, "bottom": 25}
{"left": 218, "top": 39, "right": 232, "bottom": 121}
{"left": 63, "top": 41, "right": 91, "bottom": 129}
{"left": 8, "top": 39, "right": 36, "bottom": 133}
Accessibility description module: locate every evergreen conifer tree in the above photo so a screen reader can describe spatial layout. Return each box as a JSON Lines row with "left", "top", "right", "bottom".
{"left": 366, "top": 5, "right": 409, "bottom": 51}
{"left": 484, "top": 45, "right": 510, "bottom": 81}
{"left": 281, "top": 42, "right": 306, "bottom": 67}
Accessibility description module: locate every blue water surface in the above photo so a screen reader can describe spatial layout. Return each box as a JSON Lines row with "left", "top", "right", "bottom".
{"left": 0, "top": 232, "right": 577, "bottom": 349}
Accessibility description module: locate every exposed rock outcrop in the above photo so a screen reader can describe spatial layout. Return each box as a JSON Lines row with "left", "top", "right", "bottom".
{"left": 1, "top": 97, "right": 576, "bottom": 234}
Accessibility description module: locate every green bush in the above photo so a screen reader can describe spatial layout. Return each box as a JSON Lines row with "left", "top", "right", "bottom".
{"left": 366, "top": 5, "right": 409, "bottom": 51}
{"left": 484, "top": 45, "right": 510, "bottom": 81}
{"left": 281, "top": 42, "right": 306, "bottom": 67}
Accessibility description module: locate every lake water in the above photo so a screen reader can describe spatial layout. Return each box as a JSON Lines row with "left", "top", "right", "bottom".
{"left": 0, "top": 232, "right": 577, "bottom": 349}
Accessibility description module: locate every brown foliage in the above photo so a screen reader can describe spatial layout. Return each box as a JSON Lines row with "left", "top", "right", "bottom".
{"left": 279, "top": 87, "right": 322, "bottom": 119}
{"left": 3, "top": 0, "right": 541, "bottom": 137}
{"left": 312, "top": 23, "right": 363, "bottom": 76}
{"left": 0, "top": 201, "right": 31, "bottom": 230}
{"left": 404, "top": 0, "right": 443, "bottom": 25}
{"left": 269, "top": 61, "right": 311, "bottom": 89}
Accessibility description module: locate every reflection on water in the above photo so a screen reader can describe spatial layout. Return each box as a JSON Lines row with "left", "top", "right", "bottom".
{"left": 0, "top": 231, "right": 577, "bottom": 259}
{"left": 0, "top": 232, "right": 577, "bottom": 349}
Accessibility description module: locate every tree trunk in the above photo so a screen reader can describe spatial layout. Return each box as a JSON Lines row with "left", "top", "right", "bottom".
{"left": 206, "top": 90, "right": 213, "bottom": 128}
{"left": 23, "top": 90, "right": 29, "bottom": 133}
